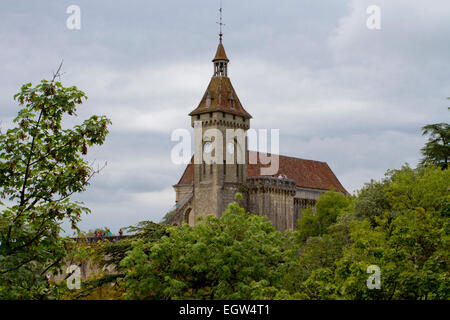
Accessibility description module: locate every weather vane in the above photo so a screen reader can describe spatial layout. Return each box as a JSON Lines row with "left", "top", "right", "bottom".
{"left": 217, "top": 1, "right": 225, "bottom": 42}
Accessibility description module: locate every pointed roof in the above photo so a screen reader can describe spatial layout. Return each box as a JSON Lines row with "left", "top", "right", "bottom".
{"left": 190, "top": 41, "right": 252, "bottom": 119}
{"left": 213, "top": 41, "right": 229, "bottom": 62}
{"left": 189, "top": 76, "right": 252, "bottom": 119}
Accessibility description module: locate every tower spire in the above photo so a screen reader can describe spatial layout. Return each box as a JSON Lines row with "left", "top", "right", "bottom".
{"left": 217, "top": 1, "right": 225, "bottom": 42}
{"left": 212, "top": 2, "right": 229, "bottom": 77}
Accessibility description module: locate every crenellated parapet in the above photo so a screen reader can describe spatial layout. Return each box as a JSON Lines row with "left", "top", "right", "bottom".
{"left": 193, "top": 115, "right": 250, "bottom": 130}
{"left": 247, "top": 176, "right": 297, "bottom": 196}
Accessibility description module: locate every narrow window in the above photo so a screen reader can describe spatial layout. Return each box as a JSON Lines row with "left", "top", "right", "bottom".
{"left": 205, "top": 92, "right": 212, "bottom": 108}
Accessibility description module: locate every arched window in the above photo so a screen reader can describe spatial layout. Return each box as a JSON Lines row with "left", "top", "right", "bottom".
{"left": 184, "top": 208, "right": 193, "bottom": 225}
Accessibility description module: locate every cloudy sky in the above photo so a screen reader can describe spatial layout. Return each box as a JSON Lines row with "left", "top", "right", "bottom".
{"left": 1, "top": 0, "right": 449, "bottom": 234}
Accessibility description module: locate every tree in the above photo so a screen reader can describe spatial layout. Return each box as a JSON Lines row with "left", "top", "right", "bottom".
{"left": 120, "top": 195, "right": 297, "bottom": 300}
{"left": 297, "top": 191, "right": 353, "bottom": 242}
{"left": 160, "top": 210, "right": 176, "bottom": 225}
{"left": 420, "top": 107, "right": 449, "bottom": 169}
{"left": 281, "top": 193, "right": 354, "bottom": 300}
{"left": 354, "top": 179, "right": 391, "bottom": 226}
{"left": 282, "top": 165, "right": 449, "bottom": 300}
{"left": 334, "top": 165, "right": 449, "bottom": 300}
{"left": 64, "top": 221, "right": 169, "bottom": 300}
{"left": 0, "top": 71, "right": 111, "bottom": 299}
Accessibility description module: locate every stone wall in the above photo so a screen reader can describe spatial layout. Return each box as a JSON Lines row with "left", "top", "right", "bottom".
{"left": 247, "top": 177, "right": 297, "bottom": 231}
{"left": 174, "top": 184, "right": 193, "bottom": 203}
{"left": 191, "top": 111, "right": 249, "bottom": 221}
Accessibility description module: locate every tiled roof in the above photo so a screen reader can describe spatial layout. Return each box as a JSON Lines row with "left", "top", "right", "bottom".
{"left": 213, "top": 42, "right": 229, "bottom": 62}
{"left": 248, "top": 152, "right": 347, "bottom": 194}
{"left": 176, "top": 157, "right": 194, "bottom": 185}
{"left": 189, "top": 76, "right": 252, "bottom": 119}
{"left": 176, "top": 152, "right": 347, "bottom": 194}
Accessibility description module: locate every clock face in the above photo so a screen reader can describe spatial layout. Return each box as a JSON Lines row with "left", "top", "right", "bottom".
{"left": 227, "top": 142, "right": 235, "bottom": 154}
{"left": 204, "top": 142, "right": 213, "bottom": 154}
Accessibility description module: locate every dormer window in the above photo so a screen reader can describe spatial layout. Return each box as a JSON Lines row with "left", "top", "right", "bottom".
{"left": 205, "top": 92, "right": 212, "bottom": 108}
{"left": 229, "top": 95, "right": 235, "bottom": 109}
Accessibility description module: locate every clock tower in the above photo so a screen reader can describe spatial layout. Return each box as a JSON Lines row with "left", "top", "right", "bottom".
{"left": 188, "top": 37, "right": 253, "bottom": 221}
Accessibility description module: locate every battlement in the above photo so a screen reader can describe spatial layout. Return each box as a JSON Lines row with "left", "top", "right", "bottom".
{"left": 247, "top": 176, "right": 296, "bottom": 194}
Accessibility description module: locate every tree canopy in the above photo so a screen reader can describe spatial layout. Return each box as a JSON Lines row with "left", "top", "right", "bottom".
{"left": 120, "top": 195, "right": 297, "bottom": 300}
{"left": 0, "top": 75, "right": 111, "bottom": 299}
{"left": 420, "top": 105, "right": 449, "bottom": 169}
{"left": 83, "top": 165, "right": 448, "bottom": 300}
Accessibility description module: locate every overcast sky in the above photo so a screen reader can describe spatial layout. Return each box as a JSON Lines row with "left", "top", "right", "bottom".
{"left": 1, "top": 0, "right": 449, "bottom": 234}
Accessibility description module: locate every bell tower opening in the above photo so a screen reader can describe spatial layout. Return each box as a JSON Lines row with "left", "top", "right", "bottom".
{"left": 213, "top": 41, "right": 229, "bottom": 77}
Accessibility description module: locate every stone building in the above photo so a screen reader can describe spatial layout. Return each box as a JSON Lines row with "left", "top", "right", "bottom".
{"left": 170, "top": 38, "right": 347, "bottom": 231}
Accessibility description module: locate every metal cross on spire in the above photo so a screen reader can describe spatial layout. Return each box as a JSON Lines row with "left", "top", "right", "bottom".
{"left": 217, "top": 1, "right": 225, "bottom": 42}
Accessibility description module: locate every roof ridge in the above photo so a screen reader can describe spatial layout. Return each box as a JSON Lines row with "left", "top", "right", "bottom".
{"left": 249, "top": 151, "right": 328, "bottom": 164}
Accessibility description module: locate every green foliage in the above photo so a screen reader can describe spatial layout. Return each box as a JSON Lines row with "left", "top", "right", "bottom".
{"left": 354, "top": 179, "right": 391, "bottom": 226}
{"left": 55, "top": 236, "right": 126, "bottom": 300}
{"left": 0, "top": 78, "right": 111, "bottom": 299}
{"left": 420, "top": 119, "right": 449, "bottom": 169}
{"left": 282, "top": 165, "right": 449, "bottom": 300}
{"left": 84, "top": 165, "right": 449, "bottom": 301}
{"left": 102, "top": 221, "right": 168, "bottom": 270}
{"left": 120, "top": 201, "right": 297, "bottom": 300}
{"left": 384, "top": 165, "right": 449, "bottom": 215}
{"left": 331, "top": 165, "right": 449, "bottom": 300}
{"left": 297, "top": 191, "right": 353, "bottom": 242}
{"left": 161, "top": 210, "right": 176, "bottom": 225}
{"left": 63, "top": 221, "right": 168, "bottom": 300}
{"left": 66, "top": 165, "right": 448, "bottom": 301}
